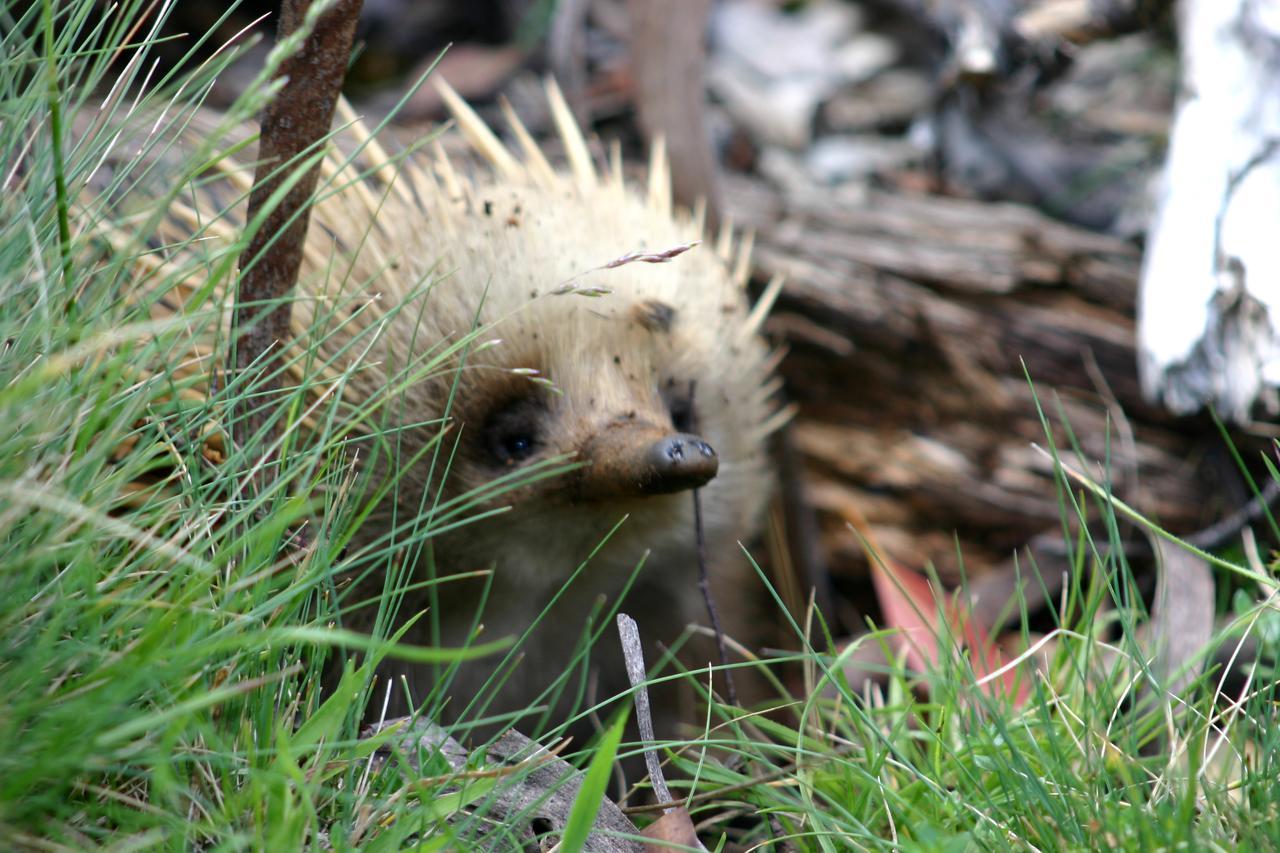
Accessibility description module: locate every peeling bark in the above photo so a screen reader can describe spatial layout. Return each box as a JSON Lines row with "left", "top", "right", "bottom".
{"left": 1139, "top": 0, "right": 1280, "bottom": 421}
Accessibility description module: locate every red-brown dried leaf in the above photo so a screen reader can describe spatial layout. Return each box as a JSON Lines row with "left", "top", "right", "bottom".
{"left": 641, "top": 807, "right": 700, "bottom": 851}
{"left": 842, "top": 496, "right": 1028, "bottom": 704}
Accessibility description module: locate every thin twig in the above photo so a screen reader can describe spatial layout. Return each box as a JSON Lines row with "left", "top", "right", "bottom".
{"left": 1186, "top": 476, "right": 1280, "bottom": 551}
{"left": 616, "top": 613, "right": 675, "bottom": 809}
{"left": 689, "top": 380, "right": 736, "bottom": 705}
{"left": 693, "top": 487, "right": 736, "bottom": 705}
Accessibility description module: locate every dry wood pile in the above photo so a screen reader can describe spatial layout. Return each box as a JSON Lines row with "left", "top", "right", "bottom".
{"left": 644, "top": 0, "right": 1273, "bottom": 631}
{"left": 729, "top": 172, "right": 1250, "bottom": 611}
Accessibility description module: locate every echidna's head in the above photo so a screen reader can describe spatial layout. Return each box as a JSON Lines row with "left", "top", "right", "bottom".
{"left": 306, "top": 83, "right": 782, "bottom": 597}
{"left": 373, "top": 181, "right": 779, "bottom": 588}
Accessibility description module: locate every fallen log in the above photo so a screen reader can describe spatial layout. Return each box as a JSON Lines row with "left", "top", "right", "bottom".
{"left": 726, "top": 174, "right": 1254, "bottom": 595}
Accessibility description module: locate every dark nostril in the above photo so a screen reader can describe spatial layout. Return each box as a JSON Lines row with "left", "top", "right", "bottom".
{"left": 665, "top": 439, "right": 686, "bottom": 462}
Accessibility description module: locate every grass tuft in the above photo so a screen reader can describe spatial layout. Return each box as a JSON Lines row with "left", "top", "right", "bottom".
{"left": 4, "top": 1, "right": 1279, "bottom": 848}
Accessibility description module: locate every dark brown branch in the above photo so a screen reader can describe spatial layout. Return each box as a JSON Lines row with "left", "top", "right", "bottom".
{"left": 232, "top": 0, "right": 363, "bottom": 456}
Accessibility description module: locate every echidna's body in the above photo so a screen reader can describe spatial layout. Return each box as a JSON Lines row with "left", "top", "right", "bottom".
{"left": 138, "top": 81, "right": 783, "bottom": 726}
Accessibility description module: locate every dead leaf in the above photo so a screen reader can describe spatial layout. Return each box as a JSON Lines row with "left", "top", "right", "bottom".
{"left": 1150, "top": 538, "right": 1215, "bottom": 695}
{"left": 839, "top": 495, "right": 1029, "bottom": 704}
{"left": 642, "top": 807, "right": 702, "bottom": 851}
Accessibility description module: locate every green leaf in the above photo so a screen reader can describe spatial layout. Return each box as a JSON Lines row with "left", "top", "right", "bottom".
{"left": 559, "top": 710, "right": 628, "bottom": 852}
{"left": 291, "top": 658, "right": 361, "bottom": 756}
{"left": 274, "top": 625, "right": 513, "bottom": 663}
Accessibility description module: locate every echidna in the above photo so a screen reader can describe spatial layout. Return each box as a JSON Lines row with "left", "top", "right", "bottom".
{"left": 128, "top": 79, "right": 785, "bottom": 726}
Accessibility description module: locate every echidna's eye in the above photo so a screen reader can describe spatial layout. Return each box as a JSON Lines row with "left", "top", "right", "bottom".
{"left": 481, "top": 396, "right": 543, "bottom": 466}
{"left": 502, "top": 434, "right": 534, "bottom": 458}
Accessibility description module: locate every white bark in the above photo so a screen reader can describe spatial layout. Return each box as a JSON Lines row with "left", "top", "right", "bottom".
{"left": 1139, "top": 0, "right": 1280, "bottom": 420}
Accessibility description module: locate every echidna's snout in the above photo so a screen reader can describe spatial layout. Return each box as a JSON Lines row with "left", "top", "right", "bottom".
{"left": 572, "top": 419, "right": 718, "bottom": 502}
{"left": 644, "top": 433, "right": 718, "bottom": 492}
